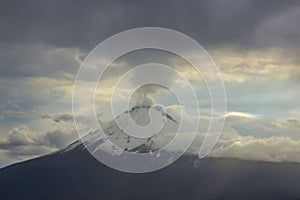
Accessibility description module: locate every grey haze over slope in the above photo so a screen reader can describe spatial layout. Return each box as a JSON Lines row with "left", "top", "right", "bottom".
{"left": 1, "top": 142, "right": 300, "bottom": 200}
{"left": 1, "top": 106, "right": 300, "bottom": 200}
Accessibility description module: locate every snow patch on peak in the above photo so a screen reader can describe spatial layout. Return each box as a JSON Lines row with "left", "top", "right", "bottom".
{"left": 58, "top": 105, "right": 178, "bottom": 154}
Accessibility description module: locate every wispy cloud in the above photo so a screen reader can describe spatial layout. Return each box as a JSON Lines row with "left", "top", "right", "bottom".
{"left": 0, "top": 0, "right": 300, "bottom": 167}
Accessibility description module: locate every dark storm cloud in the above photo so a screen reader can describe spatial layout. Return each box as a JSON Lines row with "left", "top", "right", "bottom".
{"left": 42, "top": 113, "right": 74, "bottom": 123}
{"left": 0, "top": 44, "right": 80, "bottom": 77}
{"left": 1, "top": 0, "right": 300, "bottom": 166}
{"left": 0, "top": 0, "right": 299, "bottom": 50}
{"left": 0, "top": 125, "right": 77, "bottom": 158}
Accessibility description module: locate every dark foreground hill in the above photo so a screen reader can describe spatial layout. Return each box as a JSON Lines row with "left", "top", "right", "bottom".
{"left": 1, "top": 143, "right": 300, "bottom": 200}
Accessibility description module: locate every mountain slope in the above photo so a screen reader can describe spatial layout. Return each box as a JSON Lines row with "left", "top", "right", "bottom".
{"left": 1, "top": 106, "right": 300, "bottom": 200}
{"left": 1, "top": 146, "right": 300, "bottom": 200}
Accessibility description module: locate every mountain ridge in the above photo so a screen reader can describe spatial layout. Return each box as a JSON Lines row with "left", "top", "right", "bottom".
{"left": 1, "top": 143, "right": 300, "bottom": 200}
{"left": 1, "top": 106, "right": 300, "bottom": 199}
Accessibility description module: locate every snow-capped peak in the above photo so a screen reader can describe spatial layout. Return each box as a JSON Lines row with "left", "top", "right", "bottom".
{"left": 60, "top": 105, "right": 178, "bottom": 154}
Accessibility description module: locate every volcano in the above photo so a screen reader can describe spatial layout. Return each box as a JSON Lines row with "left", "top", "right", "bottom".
{"left": 1, "top": 106, "right": 300, "bottom": 200}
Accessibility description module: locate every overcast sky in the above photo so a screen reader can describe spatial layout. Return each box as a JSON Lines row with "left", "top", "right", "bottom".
{"left": 0, "top": 0, "right": 300, "bottom": 167}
